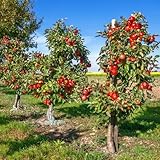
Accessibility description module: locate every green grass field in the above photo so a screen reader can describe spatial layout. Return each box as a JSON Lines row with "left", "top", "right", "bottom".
{"left": 0, "top": 83, "right": 160, "bottom": 160}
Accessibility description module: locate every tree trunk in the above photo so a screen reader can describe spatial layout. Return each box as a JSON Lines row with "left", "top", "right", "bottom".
{"left": 11, "top": 94, "right": 21, "bottom": 111}
{"left": 46, "top": 104, "right": 64, "bottom": 126}
{"left": 107, "top": 66, "right": 118, "bottom": 153}
{"left": 114, "top": 123, "right": 118, "bottom": 152}
{"left": 107, "top": 122, "right": 116, "bottom": 153}
{"left": 46, "top": 104, "right": 55, "bottom": 125}
{"left": 107, "top": 111, "right": 118, "bottom": 153}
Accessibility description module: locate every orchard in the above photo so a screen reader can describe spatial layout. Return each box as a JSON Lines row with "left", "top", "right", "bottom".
{"left": 0, "top": 4, "right": 160, "bottom": 158}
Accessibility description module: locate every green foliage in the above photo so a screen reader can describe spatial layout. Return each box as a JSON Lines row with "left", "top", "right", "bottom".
{"left": 90, "top": 12, "right": 159, "bottom": 118}
{"left": 27, "top": 19, "right": 91, "bottom": 106}
{"left": 0, "top": 36, "right": 31, "bottom": 95}
{"left": 0, "top": 0, "right": 41, "bottom": 103}
{"left": 0, "top": 0, "right": 41, "bottom": 48}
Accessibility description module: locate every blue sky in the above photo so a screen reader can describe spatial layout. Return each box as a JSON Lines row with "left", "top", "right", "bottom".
{"left": 33, "top": 0, "right": 160, "bottom": 71}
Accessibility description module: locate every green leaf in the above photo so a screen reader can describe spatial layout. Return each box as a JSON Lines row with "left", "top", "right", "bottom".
{"left": 155, "top": 55, "right": 160, "bottom": 58}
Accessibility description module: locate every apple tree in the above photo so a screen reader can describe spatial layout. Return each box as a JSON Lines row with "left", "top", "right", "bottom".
{"left": 27, "top": 20, "right": 90, "bottom": 125}
{"left": 89, "top": 13, "right": 159, "bottom": 153}
{"left": 0, "top": 0, "right": 41, "bottom": 48}
{"left": 0, "top": 36, "right": 31, "bottom": 110}
{"left": 0, "top": 0, "right": 41, "bottom": 110}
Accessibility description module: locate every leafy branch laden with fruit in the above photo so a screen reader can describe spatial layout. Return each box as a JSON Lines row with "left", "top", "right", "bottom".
{"left": 0, "top": 36, "right": 31, "bottom": 110}
{"left": 27, "top": 19, "right": 91, "bottom": 125}
{"left": 88, "top": 12, "right": 159, "bottom": 153}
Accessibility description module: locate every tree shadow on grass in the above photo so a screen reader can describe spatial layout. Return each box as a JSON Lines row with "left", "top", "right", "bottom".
{"left": 10, "top": 112, "right": 45, "bottom": 121}
{"left": 0, "top": 112, "right": 45, "bottom": 125}
{"left": 1, "top": 128, "right": 84, "bottom": 156}
{"left": 43, "top": 128, "right": 85, "bottom": 143}
{"left": 0, "top": 84, "right": 16, "bottom": 95}
{"left": 56, "top": 103, "right": 96, "bottom": 118}
{"left": 0, "top": 115, "right": 12, "bottom": 125}
{"left": 119, "top": 102, "right": 160, "bottom": 137}
{"left": 35, "top": 102, "right": 48, "bottom": 109}
{"left": 1, "top": 134, "right": 47, "bottom": 156}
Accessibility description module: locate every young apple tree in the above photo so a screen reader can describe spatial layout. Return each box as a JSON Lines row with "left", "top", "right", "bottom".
{"left": 89, "top": 13, "right": 159, "bottom": 153}
{"left": 27, "top": 20, "right": 90, "bottom": 125}
{"left": 0, "top": 36, "right": 31, "bottom": 110}
{"left": 0, "top": 0, "right": 41, "bottom": 110}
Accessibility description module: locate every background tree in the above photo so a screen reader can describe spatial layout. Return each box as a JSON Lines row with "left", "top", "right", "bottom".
{"left": 0, "top": 0, "right": 41, "bottom": 48}
{"left": 0, "top": 0, "right": 41, "bottom": 110}
{"left": 27, "top": 20, "right": 91, "bottom": 125}
{"left": 0, "top": 36, "right": 31, "bottom": 110}
{"left": 89, "top": 12, "right": 159, "bottom": 153}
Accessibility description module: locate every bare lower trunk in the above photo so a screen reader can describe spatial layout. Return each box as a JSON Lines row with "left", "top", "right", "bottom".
{"left": 46, "top": 104, "right": 55, "bottom": 125}
{"left": 107, "top": 123, "right": 116, "bottom": 153}
{"left": 11, "top": 94, "right": 21, "bottom": 111}
{"left": 107, "top": 112, "right": 118, "bottom": 153}
{"left": 114, "top": 124, "right": 118, "bottom": 152}
{"left": 46, "top": 104, "right": 64, "bottom": 126}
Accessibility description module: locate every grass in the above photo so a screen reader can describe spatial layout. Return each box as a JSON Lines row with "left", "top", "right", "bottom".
{"left": 0, "top": 84, "right": 160, "bottom": 159}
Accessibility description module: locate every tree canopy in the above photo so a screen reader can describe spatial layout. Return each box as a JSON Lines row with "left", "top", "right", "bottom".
{"left": 0, "top": 0, "right": 42, "bottom": 48}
